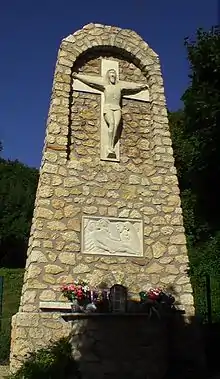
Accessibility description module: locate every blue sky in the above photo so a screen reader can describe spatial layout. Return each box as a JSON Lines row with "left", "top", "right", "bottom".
{"left": 0, "top": 1, "right": 218, "bottom": 168}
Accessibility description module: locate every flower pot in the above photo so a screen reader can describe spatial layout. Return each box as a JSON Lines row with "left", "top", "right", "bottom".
{"left": 71, "top": 299, "right": 80, "bottom": 313}
{"left": 84, "top": 302, "right": 97, "bottom": 313}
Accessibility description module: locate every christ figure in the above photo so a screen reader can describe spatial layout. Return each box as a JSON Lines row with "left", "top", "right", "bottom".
{"left": 73, "top": 69, "right": 148, "bottom": 157}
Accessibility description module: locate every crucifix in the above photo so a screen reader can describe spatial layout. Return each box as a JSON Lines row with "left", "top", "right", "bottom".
{"left": 73, "top": 59, "right": 149, "bottom": 161}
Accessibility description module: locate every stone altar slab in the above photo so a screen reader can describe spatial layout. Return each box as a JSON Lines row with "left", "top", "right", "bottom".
{"left": 82, "top": 216, "right": 144, "bottom": 257}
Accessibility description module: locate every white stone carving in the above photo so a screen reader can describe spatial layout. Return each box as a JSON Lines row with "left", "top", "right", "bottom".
{"left": 73, "top": 59, "right": 149, "bottom": 161}
{"left": 82, "top": 216, "right": 143, "bottom": 257}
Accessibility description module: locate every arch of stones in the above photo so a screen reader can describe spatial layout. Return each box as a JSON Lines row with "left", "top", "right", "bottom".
{"left": 9, "top": 24, "right": 197, "bottom": 376}
{"left": 45, "top": 23, "right": 168, "bottom": 162}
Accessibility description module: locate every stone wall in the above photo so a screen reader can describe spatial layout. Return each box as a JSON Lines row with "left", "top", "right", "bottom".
{"left": 70, "top": 315, "right": 168, "bottom": 379}
{"left": 19, "top": 26, "right": 193, "bottom": 314}
{"left": 10, "top": 23, "right": 196, "bottom": 373}
{"left": 11, "top": 313, "right": 168, "bottom": 379}
{"left": 10, "top": 312, "right": 72, "bottom": 372}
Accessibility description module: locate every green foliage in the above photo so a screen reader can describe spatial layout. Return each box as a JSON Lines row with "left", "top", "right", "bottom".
{"left": 169, "top": 112, "right": 209, "bottom": 245}
{"left": 0, "top": 269, "right": 24, "bottom": 363}
{"left": 170, "top": 26, "right": 220, "bottom": 244}
{"left": 189, "top": 234, "right": 220, "bottom": 277}
{"left": 10, "top": 337, "right": 80, "bottom": 379}
{"left": 0, "top": 159, "right": 38, "bottom": 267}
{"left": 0, "top": 328, "right": 11, "bottom": 365}
{"left": 169, "top": 26, "right": 220, "bottom": 321}
{"left": 181, "top": 26, "right": 220, "bottom": 236}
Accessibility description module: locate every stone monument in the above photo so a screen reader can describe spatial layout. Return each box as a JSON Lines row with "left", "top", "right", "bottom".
{"left": 10, "top": 23, "right": 198, "bottom": 377}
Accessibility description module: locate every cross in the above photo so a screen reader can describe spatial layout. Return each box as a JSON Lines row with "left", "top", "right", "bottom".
{"left": 72, "top": 59, "right": 149, "bottom": 162}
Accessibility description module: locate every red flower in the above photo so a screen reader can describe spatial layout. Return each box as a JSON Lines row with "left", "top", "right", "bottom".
{"left": 147, "top": 288, "right": 162, "bottom": 300}
{"left": 77, "top": 290, "right": 83, "bottom": 298}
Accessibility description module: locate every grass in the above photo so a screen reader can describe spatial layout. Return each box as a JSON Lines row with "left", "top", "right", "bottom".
{"left": 0, "top": 268, "right": 24, "bottom": 364}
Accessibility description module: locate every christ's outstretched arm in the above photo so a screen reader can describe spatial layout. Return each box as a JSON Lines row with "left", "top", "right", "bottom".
{"left": 121, "top": 81, "right": 148, "bottom": 95}
{"left": 73, "top": 73, "right": 105, "bottom": 92}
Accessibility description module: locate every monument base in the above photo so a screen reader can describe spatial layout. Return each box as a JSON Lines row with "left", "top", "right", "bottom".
{"left": 10, "top": 311, "right": 169, "bottom": 378}
{"left": 10, "top": 312, "right": 72, "bottom": 373}
{"left": 10, "top": 310, "right": 205, "bottom": 378}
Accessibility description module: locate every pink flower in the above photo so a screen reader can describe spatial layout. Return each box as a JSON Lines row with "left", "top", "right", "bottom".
{"left": 68, "top": 284, "right": 76, "bottom": 291}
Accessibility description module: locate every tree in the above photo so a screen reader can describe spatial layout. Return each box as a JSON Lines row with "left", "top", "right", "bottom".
{"left": 169, "top": 110, "right": 209, "bottom": 245}
{"left": 0, "top": 159, "right": 39, "bottom": 267}
{"left": 169, "top": 27, "right": 220, "bottom": 321}
{"left": 169, "top": 27, "right": 220, "bottom": 244}
{"left": 181, "top": 26, "right": 220, "bottom": 237}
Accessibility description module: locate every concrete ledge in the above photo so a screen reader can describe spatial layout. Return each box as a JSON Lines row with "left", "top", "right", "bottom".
{"left": 61, "top": 312, "right": 152, "bottom": 320}
{"left": 39, "top": 302, "right": 186, "bottom": 315}
{"left": 39, "top": 301, "right": 72, "bottom": 310}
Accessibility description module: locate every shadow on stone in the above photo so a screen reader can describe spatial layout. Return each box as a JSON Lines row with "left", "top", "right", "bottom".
{"left": 67, "top": 308, "right": 206, "bottom": 379}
